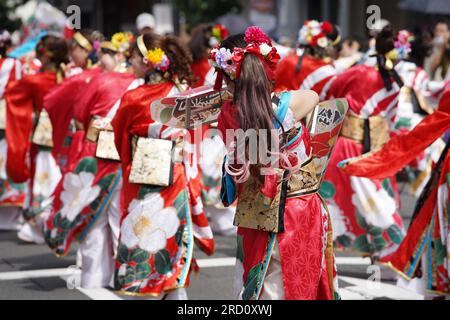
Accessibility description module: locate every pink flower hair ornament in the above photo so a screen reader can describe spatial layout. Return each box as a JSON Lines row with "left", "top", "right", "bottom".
{"left": 209, "top": 26, "right": 280, "bottom": 89}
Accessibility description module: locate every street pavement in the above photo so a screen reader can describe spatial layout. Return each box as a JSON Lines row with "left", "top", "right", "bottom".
{"left": 0, "top": 184, "right": 429, "bottom": 300}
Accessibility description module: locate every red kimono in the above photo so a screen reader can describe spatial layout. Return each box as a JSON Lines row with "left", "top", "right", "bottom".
{"left": 341, "top": 91, "right": 450, "bottom": 294}
{"left": 322, "top": 65, "right": 405, "bottom": 262}
{"left": 44, "top": 67, "right": 102, "bottom": 169}
{"left": 111, "top": 82, "right": 214, "bottom": 296}
{"left": 5, "top": 71, "right": 58, "bottom": 218}
{"left": 218, "top": 92, "right": 338, "bottom": 300}
{"left": 43, "top": 71, "right": 135, "bottom": 256}
{"left": 0, "top": 57, "right": 26, "bottom": 207}
{"left": 274, "top": 54, "right": 336, "bottom": 99}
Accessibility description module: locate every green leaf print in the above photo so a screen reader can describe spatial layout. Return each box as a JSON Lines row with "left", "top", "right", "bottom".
{"left": 118, "top": 244, "right": 130, "bottom": 264}
{"left": 368, "top": 225, "right": 383, "bottom": 236}
{"left": 355, "top": 210, "right": 369, "bottom": 230}
{"left": 381, "top": 179, "right": 394, "bottom": 198}
{"left": 337, "top": 235, "right": 352, "bottom": 248}
{"left": 446, "top": 173, "right": 450, "bottom": 186}
{"left": 394, "top": 117, "right": 412, "bottom": 130}
{"left": 434, "top": 239, "right": 446, "bottom": 266}
{"left": 135, "top": 263, "right": 151, "bottom": 280}
{"left": 242, "top": 263, "right": 263, "bottom": 301}
{"left": 130, "top": 248, "right": 150, "bottom": 264}
{"left": 174, "top": 191, "right": 188, "bottom": 220}
{"left": 138, "top": 185, "right": 164, "bottom": 200}
{"left": 97, "top": 173, "right": 115, "bottom": 192}
{"left": 74, "top": 157, "right": 98, "bottom": 174}
{"left": 352, "top": 235, "right": 372, "bottom": 253}
{"left": 319, "top": 181, "right": 336, "bottom": 200}
{"left": 373, "top": 235, "right": 387, "bottom": 251}
{"left": 387, "top": 225, "right": 404, "bottom": 245}
{"left": 154, "top": 249, "right": 172, "bottom": 275}
{"left": 236, "top": 235, "right": 244, "bottom": 263}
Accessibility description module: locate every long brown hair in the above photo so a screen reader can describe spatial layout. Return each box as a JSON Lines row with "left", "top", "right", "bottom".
{"left": 36, "top": 35, "right": 69, "bottom": 71}
{"left": 134, "top": 32, "right": 194, "bottom": 86}
{"left": 222, "top": 34, "right": 283, "bottom": 180}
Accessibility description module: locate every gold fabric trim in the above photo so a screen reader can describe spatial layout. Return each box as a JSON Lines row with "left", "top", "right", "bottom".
{"left": 136, "top": 35, "right": 148, "bottom": 58}
{"left": 32, "top": 110, "right": 54, "bottom": 147}
{"left": 73, "top": 32, "right": 93, "bottom": 52}
{"left": 340, "top": 113, "right": 390, "bottom": 151}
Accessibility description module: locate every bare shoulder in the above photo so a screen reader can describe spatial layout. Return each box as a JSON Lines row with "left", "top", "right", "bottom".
{"left": 289, "top": 90, "right": 319, "bottom": 122}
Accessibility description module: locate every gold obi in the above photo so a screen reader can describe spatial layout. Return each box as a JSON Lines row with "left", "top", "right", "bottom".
{"left": 340, "top": 113, "right": 390, "bottom": 152}
{"left": 32, "top": 110, "right": 54, "bottom": 148}
{"left": 399, "top": 87, "right": 434, "bottom": 114}
{"left": 234, "top": 157, "right": 319, "bottom": 233}
{"left": 0, "top": 99, "right": 6, "bottom": 130}
{"left": 85, "top": 117, "right": 120, "bottom": 161}
{"left": 128, "top": 135, "right": 184, "bottom": 187}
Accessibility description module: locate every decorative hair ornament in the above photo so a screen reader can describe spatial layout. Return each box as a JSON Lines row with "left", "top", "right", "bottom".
{"left": 0, "top": 30, "right": 11, "bottom": 43}
{"left": 209, "top": 26, "right": 280, "bottom": 84}
{"left": 136, "top": 35, "right": 170, "bottom": 72}
{"left": 111, "top": 32, "right": 135, "bottom": 53}
{"left": 298, "top": 20, "right": 335, "bottom": 48}
{"left": 209, "top": 24, "right": 229, "bottom": 47}
{"left": 73, "top": 32, "right": 93, "bottom": 52}
{"left": 394, "top": 30, "right": 414, "bottom": 60}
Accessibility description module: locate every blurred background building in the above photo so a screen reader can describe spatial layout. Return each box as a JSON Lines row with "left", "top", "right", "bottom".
{"left": 4, "top": 0, "right": 450, "bottom": 43}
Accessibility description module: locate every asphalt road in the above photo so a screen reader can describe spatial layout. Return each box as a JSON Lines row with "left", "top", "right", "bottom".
{"left": 0, "top": 185, "right": 427, "bottom": 300}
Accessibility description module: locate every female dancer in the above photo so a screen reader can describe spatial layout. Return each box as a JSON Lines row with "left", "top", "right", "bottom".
{"left": 215, "top": 27, "right": 339, "bottom": 300}
{"left": 323, "top": 26, "right": 405, "bottom": 262}
{"left": 394, "top": 29, "right": 447, "bottom": 197}
{"left": 43, "top": 33, "right": 137, "bottom": 289}
{"left": 275, "top": 20, "right": 339, "bottom": 100}
{"left": 4, "top": 35, "right": 69, "bottom": 242}
{"left": 111, "top": 32, "right": 214, "bottom": 298}
{"left": 0, "top": 30, "right": 25, "bottom": 231}
{"left": 189, "top": 23, "right": 229, "bottom": 88}
{"left": 340, "top": 89, "right": 450, "bottom": 297}
{"left": 44, "top": 29, "right": 105, "bottom": 171}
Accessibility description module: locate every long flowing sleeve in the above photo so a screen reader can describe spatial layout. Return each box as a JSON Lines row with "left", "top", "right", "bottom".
{"left": 5, "top": 79, "right": 34, "bottom": 182}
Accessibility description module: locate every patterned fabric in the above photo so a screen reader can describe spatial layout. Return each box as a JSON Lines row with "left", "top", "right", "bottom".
{"left": 43, "top": 72, "right": 135, "bottom": 256}
{"left": 4, "top": 71, "right": 58, "bottom": 219}
{"left": 274, "top": 54, "right": 336, "bottom": 100}
{"left": 395, "top": 61, "right": 446, "bottom": 197}
{"left": 111, "top": 83, "right": 214, "bottom": 296}
{"left": 323, "top": 65, "right": 405, "bottom": 262}
{"left": 0, "top": 58, "right": 26, "bottom": 208}
{"left": 390, "top": 147, "right": 449, "bottom": 294}
{"left": 218, "top": 92, "right": 339, "bottom": 300}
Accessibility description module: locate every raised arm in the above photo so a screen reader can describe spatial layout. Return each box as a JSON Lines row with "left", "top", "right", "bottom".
{"left": 289, "top": 89, "right": 320, "bottom": 122}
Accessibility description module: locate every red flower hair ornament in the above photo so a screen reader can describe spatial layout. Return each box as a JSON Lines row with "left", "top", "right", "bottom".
{"left": 209, "top": 26, "right": 280, "bottom": 90}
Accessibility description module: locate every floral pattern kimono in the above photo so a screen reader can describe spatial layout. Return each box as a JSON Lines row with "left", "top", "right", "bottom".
{"left": 4, "top": 71, "right": 58, "bottom": 218}
{"left": 218, "top": 92, "right": 339, "bottom": 300}
{"left": 44, "top": 67, "right": 102, "bottom": 170}
{"left": 274, "top": 54, "right": 336, "bottom": 100}
{"left": 43, "top": 71, "right": 135, "bottom": 256}
{"left": 111, "top": 82, "right": 214, "bottom": 296}
{"left": 0, "top": 57, "right": 26, "bottom": 208}
{"left": 323, "top": 65, "right": 405, "bottom": 263}
{"left": 394, "top": 61, "right": 447, "bottom": 197}
{"left": 341, "top": 91, "right": 450, "bottom": 294}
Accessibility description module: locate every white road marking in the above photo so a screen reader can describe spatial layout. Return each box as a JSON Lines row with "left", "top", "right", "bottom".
{"left": 0, "top": 268, "right": 73, "bottom": 281}
{"left": 0, "top": 256, "right": 382, "bottom": 281}
{"left": 339, "top": 276, "right": 425, "bottom": 300}
{"left": 197, "top": 257, "right": 236, "bottom": 268}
